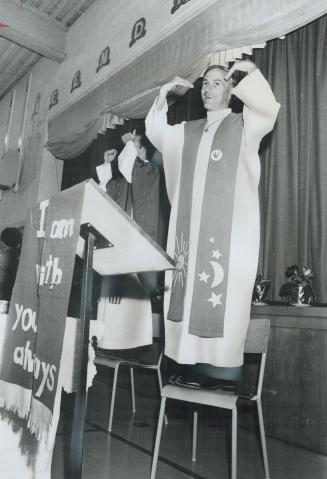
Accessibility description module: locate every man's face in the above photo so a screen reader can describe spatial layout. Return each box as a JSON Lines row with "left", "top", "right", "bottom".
{"left": 104, "top": 149, "right": 117, "bottom": 163}
{"left": 201, "top": 68, "right": 231, "bottom": 111}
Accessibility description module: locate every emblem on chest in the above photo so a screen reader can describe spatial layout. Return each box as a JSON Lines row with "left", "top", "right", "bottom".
{"left": 210, "top": 149, "right": 223, "bottom": 162}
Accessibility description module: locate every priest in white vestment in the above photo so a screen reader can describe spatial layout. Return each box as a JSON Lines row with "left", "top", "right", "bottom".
{"left": 145, "top": 60, "right": 280, "bottom": 377}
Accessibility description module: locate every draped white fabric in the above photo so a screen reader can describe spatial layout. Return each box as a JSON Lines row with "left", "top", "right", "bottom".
{"left": 46, "top": 1, "right": 327, "bottom": 159}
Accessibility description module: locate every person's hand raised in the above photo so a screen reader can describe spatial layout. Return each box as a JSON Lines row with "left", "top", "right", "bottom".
{"left": 159, "top": 76, "right": 194, "bottom": 97}
{"left": 122, "top": 130, "right": 137, "bottom": 144}
{"left": 156, "top": 76, "right": 194, "bottom": 109}
{"left": 224, "top": 60, "right": 257, "bottom": 81}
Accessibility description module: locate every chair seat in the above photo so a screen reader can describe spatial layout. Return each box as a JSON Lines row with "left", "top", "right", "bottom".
{"left": 95, "top": 353, "right": 160, "bottom": 369}
{"left": 93, "top": 345, "right": 165, "bottom": 432}
{"left": 94, "top": 355, "right": 124, "bottom": 368}
{"left": 162, "top": 384, "right": 238, "bottom": 410}
{"left": 120, "top": 359, "right": 159, "bottom": 368}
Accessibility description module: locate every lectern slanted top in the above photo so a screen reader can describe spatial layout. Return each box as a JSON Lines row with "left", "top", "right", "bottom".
{"left": 76, "top": 179, "right": 174, "bottom": 275}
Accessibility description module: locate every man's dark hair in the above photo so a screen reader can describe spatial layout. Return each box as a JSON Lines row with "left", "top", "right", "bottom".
{"left": 1, "top": 228, "right": 22, "bottom": 248}
{"left": 202, "top": 64, "right": 229, "bottom": 77}
{"left": 202, "top": 63, "right": 248, "bottom": 88}
{"left": 202, "top": 64, "right": 236, "bottom": 88}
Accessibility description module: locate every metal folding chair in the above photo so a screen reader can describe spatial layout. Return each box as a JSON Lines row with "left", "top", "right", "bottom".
{"left": 94, "top": 313, "right": 166, "bottom": 432}
{"left": 150, "top": 318, "right": 271, "bottom": 479}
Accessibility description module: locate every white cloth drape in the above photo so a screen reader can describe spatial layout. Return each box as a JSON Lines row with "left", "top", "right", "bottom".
{"left": 47, "top": 3, "right": 327, "bottom": 160}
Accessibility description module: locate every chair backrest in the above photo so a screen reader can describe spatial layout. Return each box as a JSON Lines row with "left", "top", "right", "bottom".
{"left": 152, "top": 313, "right": 164, "bottom": 339}
{"left": 244, "top": 318, "right": 270, "bottom": 354}
{"left": 240, "top": 318, "right": 270, "bottom": 398}
{"left": 142, "top": 313, "right": 163, "bottom": 365}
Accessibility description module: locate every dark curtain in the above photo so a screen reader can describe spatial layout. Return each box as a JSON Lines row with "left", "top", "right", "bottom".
{"left": 254, "top": 16, "right": 327, "bottom": 302}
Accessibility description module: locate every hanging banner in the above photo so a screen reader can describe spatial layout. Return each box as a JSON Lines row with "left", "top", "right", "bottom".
{"left": 0, "top": 183, "right": 84, "bottom": 437}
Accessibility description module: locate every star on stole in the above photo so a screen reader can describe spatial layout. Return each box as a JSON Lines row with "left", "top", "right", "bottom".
{"left": 172, "top": 232, "right": 189, "bottom": 289}
{"left": 198, "top": 271, "right": 210, "bottom": 283}
{"left": 212, "top": 249, "right": 222, "bottom": 260}
{"left": 207, "top": 292, "right": 223, "bottom": 308}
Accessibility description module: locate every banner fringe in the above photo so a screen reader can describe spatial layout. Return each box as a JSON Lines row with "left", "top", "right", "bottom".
{"left": 0, "top": 397, "right": 30, "bottom": 420}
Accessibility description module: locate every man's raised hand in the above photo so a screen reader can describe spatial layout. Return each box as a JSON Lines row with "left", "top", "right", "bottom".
{"left": 225, "top": 60, "right": 257, "bottom": 81}
{"left": 157, "top": 76, "right": 194, "bottom": 109}
{"left": 122, "top": 130, "right": 137, "bottom": 144}
{"left": 160, "top": 76, "right": 194, "bottom": 95}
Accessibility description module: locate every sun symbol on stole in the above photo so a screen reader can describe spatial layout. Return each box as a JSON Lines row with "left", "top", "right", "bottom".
{"left": 172, "top": 232, "right": 189, "bottom": 290}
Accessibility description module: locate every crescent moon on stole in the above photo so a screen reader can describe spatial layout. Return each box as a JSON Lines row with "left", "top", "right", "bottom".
{"left": 210, "top": 261, "right": 224, "bottom": 288}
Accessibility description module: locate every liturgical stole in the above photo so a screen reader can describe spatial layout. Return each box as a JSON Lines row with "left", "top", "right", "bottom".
{"left": 167, "top": 113, "right": 243, "bottom": 337}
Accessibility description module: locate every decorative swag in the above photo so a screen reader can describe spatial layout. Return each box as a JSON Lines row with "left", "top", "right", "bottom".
{"left": 45, "top": 0, "right": 327, "bottom": 160}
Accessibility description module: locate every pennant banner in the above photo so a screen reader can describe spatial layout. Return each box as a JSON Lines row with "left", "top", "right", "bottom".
{"left": 0, "top": 183, "right": 84, "bottom": 437}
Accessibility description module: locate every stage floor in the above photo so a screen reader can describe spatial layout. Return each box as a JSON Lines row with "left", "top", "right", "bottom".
{"left": 51, "top": 368, "right": 327, "bottom": 479}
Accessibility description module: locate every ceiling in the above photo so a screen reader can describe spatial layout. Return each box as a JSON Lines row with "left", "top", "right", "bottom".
{"left": 0, "top": 0, "right": 98, "bottom": 99}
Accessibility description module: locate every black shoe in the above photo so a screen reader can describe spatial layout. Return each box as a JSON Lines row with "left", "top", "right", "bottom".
{"left": 173, "top": 375, "right": 202, "bottom": 389}
{"left": 168, "top": 374, "right": 178, "bottom": 385}
{"left": 200, "top": 377, "right": 237, "bottom": 392}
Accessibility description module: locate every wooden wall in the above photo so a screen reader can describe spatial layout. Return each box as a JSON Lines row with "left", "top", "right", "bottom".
{"left": 250, "top": 305, "right": 327, "bottom": 454}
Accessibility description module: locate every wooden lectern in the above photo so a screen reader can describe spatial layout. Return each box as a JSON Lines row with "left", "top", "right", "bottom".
{"left": 69, "top": 179, "right": 174, "bottom": 479}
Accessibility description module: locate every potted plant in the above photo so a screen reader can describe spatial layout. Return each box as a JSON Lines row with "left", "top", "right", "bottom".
{"left": 252, "top": 273, "right": 271, "bottom": 305}
{"left": 279, "top": 265, "right": 316, "bottom": 306}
